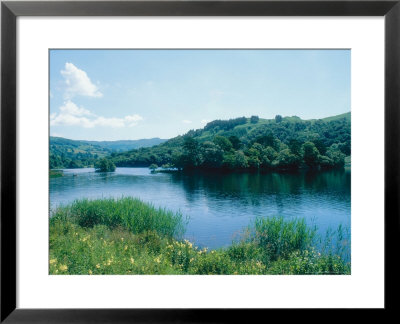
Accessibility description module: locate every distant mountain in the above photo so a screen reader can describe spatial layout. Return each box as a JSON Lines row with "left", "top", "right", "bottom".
{"left": 82, "top": 138, "right": 168, "bottom": 152}
{"left": 49, "top": 136, "right": 167, "bottom": 169}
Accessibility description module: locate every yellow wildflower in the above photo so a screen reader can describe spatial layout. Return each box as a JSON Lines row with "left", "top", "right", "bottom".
{"left": 88, "top": 270, "right": 93, "bottom": 275}
{"left": 130, "top": 257, "right": 135, "bottom": 264}
{"left": 49, "top": 258, "right": 57, "bottom": 264}
{"left": 59, "top": 264, "right": 68, "bottom": 271}
{"left": 154, "top": 257, "right": 161, "bottom": 264}
{"left": 124, "top": 245, "right": 128, "bottom": 251}
{"left": 96, "top": 264, "right": 100, "bottom": 269}
{"left": 121, "top": 238, "right": 124, "bottom": 242}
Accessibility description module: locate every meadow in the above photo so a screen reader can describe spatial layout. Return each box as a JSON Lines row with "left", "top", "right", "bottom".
{"left": 49, "top": 197, "right": 350, "bottom": 275}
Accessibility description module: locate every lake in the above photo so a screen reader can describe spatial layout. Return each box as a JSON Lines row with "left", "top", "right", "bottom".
{"left": 50, "top": 168, "right": 351, "bottom": 251}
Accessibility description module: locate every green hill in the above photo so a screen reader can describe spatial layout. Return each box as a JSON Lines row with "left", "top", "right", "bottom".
{"left": 50, "top": 137, "right": 167, "bottom": 169}
{"left": 110, "top": 112, "right": 351, "bottom": 170}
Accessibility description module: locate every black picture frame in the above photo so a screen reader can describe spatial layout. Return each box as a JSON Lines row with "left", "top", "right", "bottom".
{"left": 1, "top": 0, "right": 399, "bottom": 322}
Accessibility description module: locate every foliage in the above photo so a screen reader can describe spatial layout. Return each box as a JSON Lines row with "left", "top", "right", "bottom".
{"left": 149, "top": 164, "right": 158, "bottom": 172}
{"left": 103, "top": 112, "right": 350, "bottom": 171}
{"left": 250, "top": 115, "right": 259, "bottom": 124}
{"left": 49, "top": 170, "right": 63, "bottom": 178}
{"left": 275, "top": 115, "right": 283, "bottom": 123}
{"left": 49, "top": 137, "right": 110, "bottom": 169}
{"left": 49, "top": 136, "right": 166, "bottom": 169}
{"left": 95, "top": 158, "right": 116, "bottom": 172}
{"left": 49, "top": 199, "right": 350, "bottom": 275}
{"left": 51, "top": 198, "right": 186, "bottom": 239}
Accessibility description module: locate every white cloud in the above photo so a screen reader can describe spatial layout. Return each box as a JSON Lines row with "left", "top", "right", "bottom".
{"left": 61, "top": 62, "right": 102, "bottom": 99}
{"left": 59, "top": 100, "right": 92, "bottom": 117}
{"left": 124, "top": 114, "right": 143, "bottom": 127}
{"left": 182, "top": 120, "right": 192, "bottom": 124}
{"left": 200, "top": 119, "right": 209, "bottom": 124}
{"left": 50, "top": 101, "right": 143, "bottom": 129}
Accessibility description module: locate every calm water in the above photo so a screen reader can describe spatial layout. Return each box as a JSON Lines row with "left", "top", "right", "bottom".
{"left": 50, "top": 168, "right": 351, "bottom": 250}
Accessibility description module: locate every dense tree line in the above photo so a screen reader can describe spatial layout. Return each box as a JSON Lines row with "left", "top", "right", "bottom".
{"left": 171, "top": 135, "right": 345, "bottom": 171}
{"left": 109, "top": 113, "right": 350, "bottom": 171}
{"left": 203, "top": 117, "right": 247, "bottom": 131}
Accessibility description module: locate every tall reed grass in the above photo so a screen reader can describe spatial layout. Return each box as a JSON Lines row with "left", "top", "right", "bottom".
{"left": 51, "top": 197, "right": 186, "bottom": 239}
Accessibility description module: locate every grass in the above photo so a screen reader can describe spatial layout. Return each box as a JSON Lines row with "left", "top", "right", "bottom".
{"left": 51, "top": 197, "right": 185, "bottom": 239}
{"left": 49, "top": 170, "right": 63, "bottom": 178}
{"left": 49, "top": 198, "right": 350, "bottom": 275}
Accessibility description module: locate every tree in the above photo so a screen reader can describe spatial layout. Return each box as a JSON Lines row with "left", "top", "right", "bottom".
{"left": 288, "top": 138, "right": 302, "bottom": 156}
{"left": 312, "top": 138, "right": 327, "bottom": 156}
{"left": 181, "top": 137, "right": 201, "bottom": 168}
{"left": 275, "top": 149, "right": 299, "bottom": 169}
{"left": 246, "top": 143, "right": 264, "bottom": 169}
{"left": 250, "top": 115, "right": 259, "bottom": 124}
{"left": 234, "top": 151, "right": 249, "bottom": 169}
{"left": 255, "top": 132, "right": 277, "bottom": 150}
{"left": 326, "top": 144, "right": 346, "bottom": 168}
{"left": 213, "top": 136, "right": 233, "bottom": 152}
{"left": 149, "top": 163, "right": 158, "bottom": 172}
{"left": 228, "top": 135, "right": 241, "bottom": 150}
{"left": 275, "top": 115, "right": 283, "bottom": 123}
{"left": 302, "top": 142, "right": 320, "bottom": 167}
{"left": 201, "top": 141, "right": 224, "bottom": 169}
{"left": 95, "top": 158, "right": 116, "bottom": 172}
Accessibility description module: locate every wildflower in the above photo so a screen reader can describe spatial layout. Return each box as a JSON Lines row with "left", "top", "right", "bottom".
{"left": 106, "top": 259, "right": 112, "bottom": 266}
{"left": 130, "top": 257, "right": 135, "bottom": 264}
{"left": 49, "top": 258, "right": 57, "bottom": 265}
{"left": 124, "top": 245, "right": 128, "bottom": 251}
{"left": 59, "top": 264, "right": 68, "bottom": 271}
{"left": 121, "top": 238, "right": 124, "bottom": 242}
{"left": 96, "top": 264, "right": 100, "bottom": 269}
{"left": 189, "top": 258, "right": 194, "bottom": 263}
{"left": 154, "top": 257, "right": 161, "bottom": 264}
{"left": 88, "top": 270, "right": 92, "bottom": 275}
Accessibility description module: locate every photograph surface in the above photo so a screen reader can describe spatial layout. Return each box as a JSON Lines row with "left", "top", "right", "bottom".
{"left": 49, "top": 49, "right": 351, "bottom": 275}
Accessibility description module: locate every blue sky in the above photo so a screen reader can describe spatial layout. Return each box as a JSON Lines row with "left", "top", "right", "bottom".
{"left": 50, "top": 49, "right": 350, "bottom": 141}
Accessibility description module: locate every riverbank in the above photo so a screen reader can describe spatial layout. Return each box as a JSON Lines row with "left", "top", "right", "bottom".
{"left": 49, "top": 198, "right": 350, "bottom": 275}
{"left": 49, "top": 170, "right": 63, "bottom": 178}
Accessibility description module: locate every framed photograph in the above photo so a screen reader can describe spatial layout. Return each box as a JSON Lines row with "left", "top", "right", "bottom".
{"left": 1, "top": 0, "right": 399, "bottom": 321}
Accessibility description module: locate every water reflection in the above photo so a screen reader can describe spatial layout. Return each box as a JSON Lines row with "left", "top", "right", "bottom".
{"left": 50, "top": 168, "right": 350, "bottom": 250}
